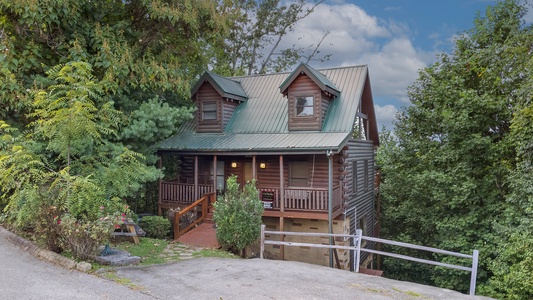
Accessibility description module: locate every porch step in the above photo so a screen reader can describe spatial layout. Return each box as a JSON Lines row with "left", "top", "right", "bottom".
{"left": 204, "top": 212, "right": 214, "bottom": 224}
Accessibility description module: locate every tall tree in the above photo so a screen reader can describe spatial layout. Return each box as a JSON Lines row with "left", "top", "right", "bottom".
{"left": 211, "top": 0, "right": 330, "bottom": 76}
{"left": 1, "top": 62, "right": 159, "bottom": 224}
{"left": 377, "top": 0, "right": 533, "bottom": 296}
{"left": 0, "top": 0, "right": 226, "bottom": 129}
{"left": 0, "top": 0, "right": 228, "bottom": 212}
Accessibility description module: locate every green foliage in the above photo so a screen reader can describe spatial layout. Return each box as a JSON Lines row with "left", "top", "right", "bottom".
{"left": 139, "top": 216, "right": 171, "bottom": 239}
{"left": 0, "top": 62, "right": 156, "bottom": 256}
{"left": 0, "top": 0, "right": 226, "bottom": 212}
{"left": 213, "top": 176, "right": 264, "bottom": 252}
{"left": 377, "top": 0, "right": 533, "bottom": 296}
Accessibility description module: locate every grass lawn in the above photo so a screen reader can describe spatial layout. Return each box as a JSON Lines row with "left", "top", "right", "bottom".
{"left": 109, "top": 237, "right": 236, "bottom": 266}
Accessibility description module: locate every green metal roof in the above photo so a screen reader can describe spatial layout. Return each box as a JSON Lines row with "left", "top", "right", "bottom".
{"left": 157, "top": 132, "right": 353, "bottom": 154}
{"left": 191, "top": 71, "right": 248, "bottom": 101}
{"left": 279, "top": 63, "right": 340, "bottom": 97}
{"left": 158, "top": 65, "right": 378, "bottom": 153}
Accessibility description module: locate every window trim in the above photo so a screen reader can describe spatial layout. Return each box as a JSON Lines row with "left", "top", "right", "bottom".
{"left": 201, "top": 101, "right": 218, "bottom": 121}
{"left": 294, "top": 95, "right": 315, "bottom": 117}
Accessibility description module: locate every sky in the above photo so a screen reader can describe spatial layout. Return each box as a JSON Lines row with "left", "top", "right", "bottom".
{"left": 281, "top": 0, "right": 521, "bottom": 131}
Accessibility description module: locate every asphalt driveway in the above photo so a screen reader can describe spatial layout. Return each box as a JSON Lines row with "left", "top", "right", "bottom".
{"left": 1, "top": 227, "right": 493, "bottom": 300}
{"left": 111, "top": 257, "right": 492, "bottom": 300}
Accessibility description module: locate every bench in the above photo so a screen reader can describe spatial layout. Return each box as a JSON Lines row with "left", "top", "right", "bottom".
{"left": 111, "top": 221, "right": 141, "bottom": 244}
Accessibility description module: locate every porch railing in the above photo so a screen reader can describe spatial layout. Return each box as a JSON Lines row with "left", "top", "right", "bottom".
{"left": 259, "top": 185, "right": 342, "bottom": 211}
{"left": 161, "top": 181, "right": 342, "bottom": 213}
{"left": 160, "top": 180, "right": 214, "bottom": 205}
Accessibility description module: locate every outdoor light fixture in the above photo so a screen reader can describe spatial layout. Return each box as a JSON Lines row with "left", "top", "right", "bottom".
{"left": 259, "top": 162, "right": 267, "bottom": 169}
{"left": 231, "top": 162, "right": 237, "bottom": 168}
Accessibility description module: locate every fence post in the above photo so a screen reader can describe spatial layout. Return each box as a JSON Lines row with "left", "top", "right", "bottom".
{"left": 260, "top": 224, "right": 265, "bottom": 259}
{"left": 355, "top": 229, "right": 362, "bottom": 273}
{"left": 469, "top": 249, "right": 479, "bottom": 295}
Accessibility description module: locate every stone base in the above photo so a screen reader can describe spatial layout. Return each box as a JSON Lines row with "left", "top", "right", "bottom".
{"left": 94, "top": 248, "right": 140, "bottom": 266}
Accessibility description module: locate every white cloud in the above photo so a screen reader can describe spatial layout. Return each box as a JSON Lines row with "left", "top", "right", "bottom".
{"left": 358, "top": 38, "right": 428, "bottom": 103}
{"left": 278, "top": 2, "right": 432, "bottom": 104}
{"left": 374, "top": 104, "right": 398, "bottom": 131}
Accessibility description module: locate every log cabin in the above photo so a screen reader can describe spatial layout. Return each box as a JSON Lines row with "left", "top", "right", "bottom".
{"left": 156, "top": 63, "right": 379, "bottom": 270}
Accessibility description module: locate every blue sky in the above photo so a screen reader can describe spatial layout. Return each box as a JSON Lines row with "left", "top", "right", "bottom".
{"left": 281, "top": 0, "right": 511, "bottom": 131}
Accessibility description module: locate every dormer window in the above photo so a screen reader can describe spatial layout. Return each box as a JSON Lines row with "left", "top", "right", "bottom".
{"left": 280, "top": 63, "right": 341, "bottom": 131}
{"left": 296, "top": 96, "right": 314, "bottom": 116}
{"left": 191, "top": 71, "right": 248, "bottom": 133}
{"left": 202, "top": 102, "right": 217, "bottom": 121}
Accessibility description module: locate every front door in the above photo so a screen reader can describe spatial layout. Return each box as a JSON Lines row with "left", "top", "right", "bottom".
{"left": 243, "top": 161, "right": 253, "bottom": 184}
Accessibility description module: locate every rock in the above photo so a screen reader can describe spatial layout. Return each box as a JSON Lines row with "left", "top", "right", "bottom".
{"left": 77, "top": 262, "right": 92, "bottom": 272}
{"left": 94, "top": 249, "right": 141, "bottom": 266}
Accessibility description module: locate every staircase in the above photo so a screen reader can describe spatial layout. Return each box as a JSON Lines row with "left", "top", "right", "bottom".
{"left": 174, "top": 193, "right": 219, "bottom": 248}
{"left": 176, "top": 211, "right": 218, "bottom": 248}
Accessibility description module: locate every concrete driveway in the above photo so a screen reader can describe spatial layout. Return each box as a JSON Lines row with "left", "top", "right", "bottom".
{"left": 1, "top": 227, "right": 492, "bottom": 300}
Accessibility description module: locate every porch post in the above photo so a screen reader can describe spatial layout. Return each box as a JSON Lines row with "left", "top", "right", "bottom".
{"left": 213, "top": 155, "right": 217, "bottom": 193}
{"left": 327, "top": 150, "right": 333, "bottom": 268}
{"left": 157, "top": 154, "right": 163, "bottom": 216}
{"left": 194, "top": 155, "right": 199, "bottom": 200}
{"left": 252, "top": 155, "right": 257, "bottom": 180}
{"left": 279, "top": 155, "right": 285, "bottom": 260}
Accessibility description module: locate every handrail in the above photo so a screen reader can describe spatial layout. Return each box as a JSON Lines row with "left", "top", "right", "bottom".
{"left": 174, "top": 195, "right": 208, "bottom": 239}
{"left": 356, "top": 231, "right": 479, "bottom": 296}
{"left": 259, "top": 225, "right": 479, "bottom": 296}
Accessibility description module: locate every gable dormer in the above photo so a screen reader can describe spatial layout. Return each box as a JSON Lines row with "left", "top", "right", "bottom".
{"left": 280, "top": 63, "right": 340, "bottom": 131}
{"left": 191, "top": 72, "right": 247, "bottom": 133}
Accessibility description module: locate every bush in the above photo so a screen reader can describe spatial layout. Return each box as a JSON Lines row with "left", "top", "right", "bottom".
{"left": 213, "top": 176, "right": 264, "bottom": 253}
{"left": 58, "top": 213, "right": 119, "bottom": 260}
{"left": 139, "top": 216, "right": 171, "bottom": 239}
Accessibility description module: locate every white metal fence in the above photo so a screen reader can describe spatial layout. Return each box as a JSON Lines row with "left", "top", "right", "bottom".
{"left": 259, "top": 224, "right": 479, "bottom": 296}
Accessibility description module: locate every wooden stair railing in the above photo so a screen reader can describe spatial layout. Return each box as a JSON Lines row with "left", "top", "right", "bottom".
{"left": 173, "top": 192, "right": 216, "bottom": 240}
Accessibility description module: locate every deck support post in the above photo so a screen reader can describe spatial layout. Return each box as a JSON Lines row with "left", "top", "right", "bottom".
{"left": 327, "top": 150, "right": 333, "bottom": 268}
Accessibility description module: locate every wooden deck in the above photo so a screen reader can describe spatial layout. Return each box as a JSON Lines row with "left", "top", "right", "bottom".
{"left": 176, "top": 222, "right": 219, "bottom": 249}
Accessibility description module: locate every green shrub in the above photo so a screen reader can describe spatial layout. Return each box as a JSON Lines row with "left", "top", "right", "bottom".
{"left": 213, "top": 176, "right": 264, "bottom": 253}
{"left": 139, "top": 216, "right": 171, "bottom": 239}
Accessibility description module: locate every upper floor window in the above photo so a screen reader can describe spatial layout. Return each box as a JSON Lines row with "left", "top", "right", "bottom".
{"left": 296, "top": 96, "right": 314, "bottom": 116}
{"left": 202, "top": 102, "right": 217, "bottom": 121}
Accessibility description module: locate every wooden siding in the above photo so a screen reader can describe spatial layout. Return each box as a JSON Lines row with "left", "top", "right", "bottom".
{"left": 175, "top": 156, "right": 212, "bottom": 185}
{"left": 222, "top": 100, "right": 239, "bottom": 129}
{"left": 342, "top": 139, "right": 375, "bottom": 238}
{"left": 196, "top": 83, "right": 223, "bottom": 133}
{"left": 287, "top": 74, "right": 322, "bottom": 131}
{"left": 320, "top": 92, "right": 332, "bottom": 128}
{"left": 256, "top": 154, "right": 341, "bottom": 189}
